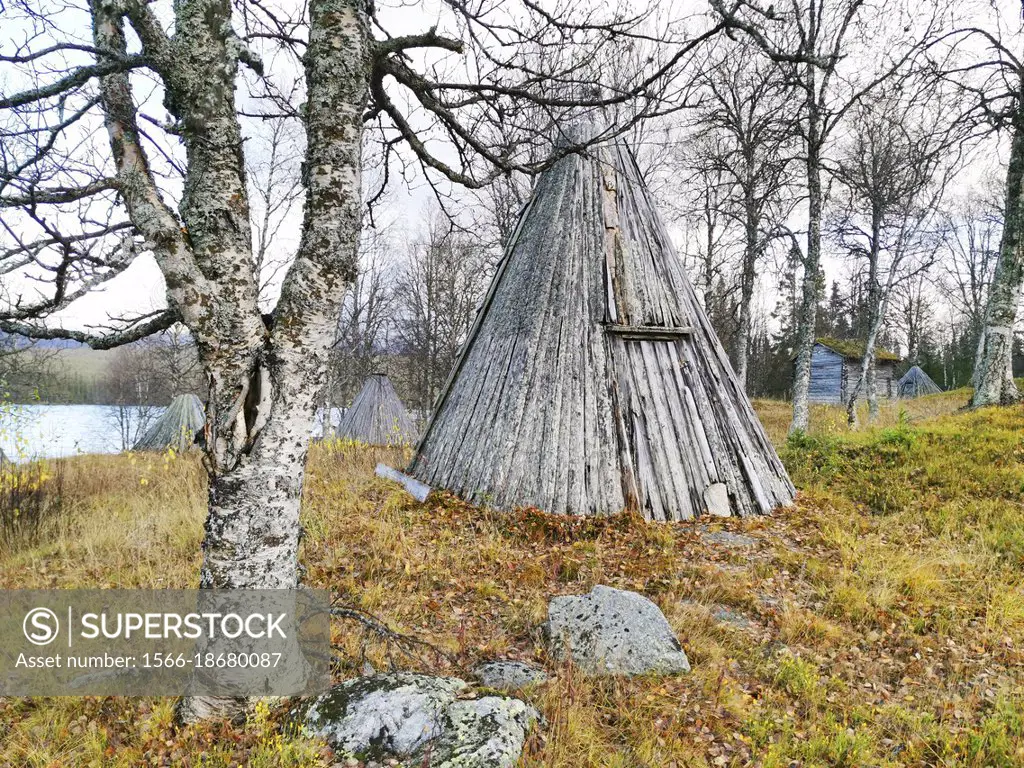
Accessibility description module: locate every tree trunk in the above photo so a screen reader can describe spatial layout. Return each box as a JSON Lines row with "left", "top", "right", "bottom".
{"left": 866, "top": 356, "right": 879, "bottom": 420}
{"left": 736, "top": 285, "right": 752, "bottom": 390}
{"left": 972, "top": 91, "right": 1024, "bottom": 407}
{"left": 789, "top": 102, "right": 821, "bottom": 435}
{"left": 736, "top": 196, "right": 758, "bottom": 392}
{"left": 177, "top": 0, "right": 370, "bottom": 723}
{"left": 970, "top": 322, "right": 986, "bottom": 389}
{"left": 848, "top": 210, "right": 883, "bottom": 426}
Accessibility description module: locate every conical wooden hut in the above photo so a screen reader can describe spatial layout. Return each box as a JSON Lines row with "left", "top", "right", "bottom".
{"left": 408, "top": 129, "right": 795, "bottom": 520}
{"left": 897, "top": 365, "right": 942, "bottom": 398}
{"left": 133, "top": 394, "right": 205, "bottom": 452}
{"left": 336, "top": 374, "right": 417, "bottom": 446}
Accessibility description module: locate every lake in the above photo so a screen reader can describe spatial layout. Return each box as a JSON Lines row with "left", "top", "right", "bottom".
{"left": 0, "top": 404, "right": 161, "bottom": 460}
{"left": 0, "top": 403, "right": 346, "bottom": 460}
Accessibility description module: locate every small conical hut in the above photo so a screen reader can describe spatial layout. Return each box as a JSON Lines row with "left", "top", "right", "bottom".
{"left": 408, "top": 129, "right": 795, "bottom": 520}
{"left": 336, "top": 374, "right": 417, "bottom": 446}
{"left": 897, "top": 365, "right": 942, "bottom": 398}
{"left": 133, "top": 394, "right": 205, "bottom": 452}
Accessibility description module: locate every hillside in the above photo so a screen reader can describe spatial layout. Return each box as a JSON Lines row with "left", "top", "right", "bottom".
{"left": 0, "top": 393, "right": 1022, "bottom": 767}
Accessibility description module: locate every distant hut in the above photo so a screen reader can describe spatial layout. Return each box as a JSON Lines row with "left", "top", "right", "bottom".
{"left": 133, "top": 394, "right": 205, "bottom": 451}
{"left": 897, "top": 365, "right": 942, "bottom": 398}
{"left": 407, "top": 127, "right": 795, "bottom": 521}
{"left": 807, "top": 338, "right": 901, "bottom": 404}
{"left": 336, "top": 374, "right": 417, "bottom": 446}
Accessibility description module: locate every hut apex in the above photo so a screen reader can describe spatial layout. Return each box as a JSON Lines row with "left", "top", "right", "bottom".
{"left": 336, "top": 374, "right": 418, "bottom": 446}
{"left": 408, "top": 133, "right": 795, "bottom": 521}
{"left": 133, "top": 394, "right": 206, "bottom": 452}
{"left": 897, "top": 365, "right": 943, "bottom": 398}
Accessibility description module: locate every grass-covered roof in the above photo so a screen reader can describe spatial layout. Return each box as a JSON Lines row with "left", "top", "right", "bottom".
{"left": 816, "top": 337, "right": 901, "bottom": 362}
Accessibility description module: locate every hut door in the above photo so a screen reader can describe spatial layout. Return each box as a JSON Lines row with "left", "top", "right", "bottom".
{"left": 608, "top": 331, "right": 728, "bottom": 521}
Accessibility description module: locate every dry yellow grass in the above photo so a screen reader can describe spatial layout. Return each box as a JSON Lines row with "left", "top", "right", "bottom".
{"left": 1, "top": 392, "right": 1023, "bottom": 767}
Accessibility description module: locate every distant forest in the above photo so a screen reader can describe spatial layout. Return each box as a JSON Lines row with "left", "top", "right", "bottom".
{"left": 0, "top": 330, "right": 203, "bottom": 406}
{"left": 3, "top": 235, "right": 1023, "bottom": 409}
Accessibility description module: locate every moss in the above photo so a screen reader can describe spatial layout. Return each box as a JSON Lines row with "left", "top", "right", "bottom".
{"left": 817, "top": 336, "right": 901, "bottom": 361}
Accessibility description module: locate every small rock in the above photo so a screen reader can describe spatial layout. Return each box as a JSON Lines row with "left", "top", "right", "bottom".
{"left": 474, "top": 660, "right": 548, "bottom": 691}
{"left": 701, "top": 529, "right": 758, "bottom": 548}
{"left": 546, "top": 585, "right": 690, "bottom": 676}
{"left": 711, "top": 606, "right": 754, "bottom": 630}
{"left": 297, "top": 673, "right": 537, "bottom": 768}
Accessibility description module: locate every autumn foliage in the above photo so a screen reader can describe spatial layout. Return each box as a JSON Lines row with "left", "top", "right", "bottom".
{"left": 0, "top": 393, "right": 1022, "bottom": 766}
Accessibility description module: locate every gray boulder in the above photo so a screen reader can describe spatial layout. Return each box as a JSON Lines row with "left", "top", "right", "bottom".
{"left": 435, "top": 696, "right": 538, "bottom": 766}
{"left": 546, "top": 585, "right": 690, "bottom": 676}
{"left": 298, "top": 673, "right": 537, "bottom": 767}
{"left": 474, "top": 660, "right": 548, "bottom": 691}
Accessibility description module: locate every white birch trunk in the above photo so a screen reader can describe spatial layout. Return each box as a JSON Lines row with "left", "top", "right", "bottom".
{"left": 972, "top": 92, "right": 1024, "bottom": 407}
{"left": 88, "top": 0, "right": 371, "bottom": 722}
{"left": 790, "top": 134, "right": 821, "bottom": 434}
{"left": 736, "top": 200, "right": 758, "bottom": 393}
{"left": 788, "top": 29, "right": 824, "bottom": 436}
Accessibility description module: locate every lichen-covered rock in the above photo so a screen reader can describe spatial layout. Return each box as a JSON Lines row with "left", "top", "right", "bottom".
{"left": 433, "top": 696, "right": 538, "bottom": 767}
{"left": 473, "top": 660, "right": 548, "bottom": 691}
{"left": 712, "top": 606, "right": 754, "bottom": 630}
{"left": 300, "top": 674, "right": 461, "bottom": 759}
{"left": 546, "top": 585, "right": 690, "bottom": 676}
{"left": 297, "top": 673, "right": 538, "bottom": 767}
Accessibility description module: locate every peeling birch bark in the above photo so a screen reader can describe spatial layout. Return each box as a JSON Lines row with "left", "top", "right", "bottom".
{"left": 89, "top": 0, "right": 372, "bottom": 723}
{"left": 972, "top": 87, "right": 1024, "bottom": 408}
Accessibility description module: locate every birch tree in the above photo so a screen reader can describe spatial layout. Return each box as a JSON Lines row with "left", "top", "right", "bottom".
{"left": 690, "top": 39, "right": 797, "bottom": 390}
{"left": 830, "top": 85, "right": 965, "bottom": 425}
{"left": 946, "top": 9, "right": 1024, "bottom": 406}
{"left": 710, "top": 0, "right": 943, "bottom": 433}
{"left": 936, "top": 190, "right": 1002, "bottom": 385}
{"left": 0, "top": 0, "right": 727, "bottom": 720}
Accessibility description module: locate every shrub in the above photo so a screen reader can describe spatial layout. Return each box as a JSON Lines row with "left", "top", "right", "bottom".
{"left": 0, "top": 459, "right": 66, "bottom": 550}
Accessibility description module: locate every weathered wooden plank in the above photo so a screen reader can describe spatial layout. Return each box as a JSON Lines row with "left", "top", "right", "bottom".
{"left": 336, "top": 374, "right": 417, "bottom": 446}
{"left": 133, "top": 394, "right": 205, "bottom": 452}
{"left": 375, "top": 463, "right": 431, "bottom": 502}
{"left": 407, "top": 124, "right": 795, "bottom": 521}
{"left": 604, "top": 324, "right": 693, "bottom": 340}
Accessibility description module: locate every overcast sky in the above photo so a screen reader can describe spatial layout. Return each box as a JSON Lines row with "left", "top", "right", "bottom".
{"left": 0, "top": 0, "right": 1016, "bottom": 346}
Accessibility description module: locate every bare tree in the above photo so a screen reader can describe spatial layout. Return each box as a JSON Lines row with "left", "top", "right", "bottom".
{"left": 892, "top": 273, "right": 931, "bottom": 367}
{"left": 711, "top": 0, "right": 945, "bottom": 433}
{"left": 246, "top": 100, "right": 304, "bottom": 307}
{"left": 0, "top": 0, "right": 728, "bottom": 720}
{"left": 829, "top": 83, "right": 966, "bottom": 425}
{"left": 935, "top": 188, "right": 1003, "bottom": 384}
{"left": 323, "top": 227, "right": 398, "bottom": 419}
{"left": 689, "top": 38, "right": 798, "bottom": 389}
{"left": 0, "top": 334, "right": 58, "bottom": 401}
{"left": 394, "top": 211, "right": 489, "bottom": 415}
{"left": 103, "top": 341, "right": 162, "bottom": 449}
{"left": 674, "top": 141, "right": 742, "bottom": 307}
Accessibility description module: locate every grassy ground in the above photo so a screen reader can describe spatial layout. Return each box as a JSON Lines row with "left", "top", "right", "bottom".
{"left": 1, "top": 390, "right": 1022, "bottom": 767}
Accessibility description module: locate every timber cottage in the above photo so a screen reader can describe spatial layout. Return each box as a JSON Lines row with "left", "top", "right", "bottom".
{"left": 807, "top": 337, "right": 901, "bottom": 404}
